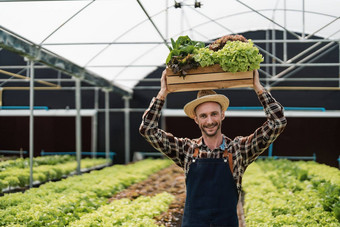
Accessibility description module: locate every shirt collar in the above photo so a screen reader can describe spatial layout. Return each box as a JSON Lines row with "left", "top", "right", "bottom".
{"left": 219, "top": 137, "right": 226, "bottom": 150}
{"left": 196, "top": 136, "right": 226, "bottom": 150}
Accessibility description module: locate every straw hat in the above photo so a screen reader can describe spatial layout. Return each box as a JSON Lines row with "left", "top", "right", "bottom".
{"left": 184, "top": 90, "right": 229, "bottom": 119}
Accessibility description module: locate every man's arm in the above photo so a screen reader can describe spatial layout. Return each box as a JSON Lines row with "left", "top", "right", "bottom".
{"left": 139, "top": 70, "right": 188, "bottom": 168}
{"left": 237, "top": 70, "right": 287, "bottom": 166}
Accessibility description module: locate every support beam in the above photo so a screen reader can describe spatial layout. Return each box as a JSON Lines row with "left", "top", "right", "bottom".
{"left": 283, "top": 0, "right": 288, "bottom": 62}
{"left": 302, "top": 0, "right": 305, "bottom": 38}
{"left": 75, "top": 78, "right": 82, "bottom": 175}
{"left": 272, "top": 42, "right": 337, "bottom": 79}
{"left": 92, "top": 87, "right": 99, "bottom": 158}
{"left": 0, "top": 68, "right": 61, "bottom": 87}
{"left": 105, "top": 90, "right": 110, "bottom": 163}
{"left": 236, "top": 0, "right": 301, "bottom": 39}
{"left": 0, "top": 88, "right": 2, "bottom": 106}
{"left": 0, "top": 26, "right": 131, "bottom": 96}
{"left": 270, "top": 44, "right": 338, "bottom": 86}
{"left": 306, "top": 16, "right": 340, "bottom": 39}
{"left": 39, "top": 0, "right": 95, "bottom": 45}
{"left": 137, "top": 0, "right": 170, "bottom": 49}
{"left": 123, "top": 96, "right": 131, "bottom": 164}
{"left": 29, "top": 60, "right": 34, "bottom": 188}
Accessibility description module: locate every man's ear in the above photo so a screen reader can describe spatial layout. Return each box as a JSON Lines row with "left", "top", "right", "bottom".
{"left": 221, "top": 111, "right": 225, "bottom": 120}
{"left": 194, "top": 116, "right": 199, "bottom": 125}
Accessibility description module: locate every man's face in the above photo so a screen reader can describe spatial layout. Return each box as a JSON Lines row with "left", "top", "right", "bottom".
{"left": 194, "top": 101, "right": 225, "bottom": 137}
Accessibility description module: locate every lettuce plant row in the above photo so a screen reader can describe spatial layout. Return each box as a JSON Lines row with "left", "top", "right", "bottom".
{"left": 0, "top": 155, "right": 75, "bottom": 170}
{"left": 0, "top": 158, "right": 107, "bottom": 191}
{"left": 69, "top": 192, "right": 174, "bottom": 227}
{"left": 243, "top": 159, "right": 339, "bottom": 226}
{"left": 0, "top": 159, "right": 172, "bottom": 226}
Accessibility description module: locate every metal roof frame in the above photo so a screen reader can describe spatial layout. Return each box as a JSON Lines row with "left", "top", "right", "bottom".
{"left": 0, "top": 26, "right": 132, "bottom": 96}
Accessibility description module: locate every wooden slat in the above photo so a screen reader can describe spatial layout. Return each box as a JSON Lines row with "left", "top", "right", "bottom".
{"left": 168, "top": 79, "right": 253, "bottom": 92}
{"left": 166, "top": 65, "right": 253, "bottom": 92}
{"left": 167, "top": 71, "right": 253, "bottom": 84}
{"left": 166, "top": 64, "right": 224, "bottom": 76}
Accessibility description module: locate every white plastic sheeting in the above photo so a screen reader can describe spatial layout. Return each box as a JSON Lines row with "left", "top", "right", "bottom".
{"left": 0, "top": 0, "right": 339, "bottom": 90}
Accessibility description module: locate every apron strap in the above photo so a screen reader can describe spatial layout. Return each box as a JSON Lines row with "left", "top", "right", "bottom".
{"left": 193, "top": 147, "right": 234, "bottom": 174}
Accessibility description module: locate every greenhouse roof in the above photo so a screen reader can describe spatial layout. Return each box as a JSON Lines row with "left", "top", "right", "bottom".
{"left": 0, "top": 0, "right": 339, "bottom": 93}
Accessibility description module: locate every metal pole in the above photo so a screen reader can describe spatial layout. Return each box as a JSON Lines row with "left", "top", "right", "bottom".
{"left": 265, "top": 30, "right": 270, "bottom": 87}
{"left": 271, "top": 44, "right": 338, "bottom": 86}
{"left": 0, "top": 88, "right": 3, "bottom": 107}
{"left": 123, "top": 96, "right": 131, "bottom": 164}
{"left": 272, "top": 23, "right": 276, "bottom": 77}
{"left": 181, "top": 6, "right": 184, "bottom": 35}
{"left": 57, "top": 70, "right": 61, "bottom": 87}
{"left": 136, "top": 0, "right": 170, "bottom": 49}
{"left": 92, "top": 87, "right": 99, "bottom": 158}
{"left": 29, "top": 60, "right": 34, "bottom": 188}
{"left": 339, "top": 41, "right": 340, "bottom": 87}
{"left": 105, "top": 90, "right": 110, "bottom": 163}
{"left": 283, "top": 0, "right": 288, "bottom": 62}
{"left": 236, "top": 0, "right": 301, "bottom": 39}
{"left": 273, "top": 42, "right": 336, "bottom": 79}
{"left": 75, "top": 78, "right": 81, "bottom": 174}
{"left": 302, "top": 0, "right": 305, "bottom": 39}
{"left": 165, "top": 0, "right": 168, "bottom": 40}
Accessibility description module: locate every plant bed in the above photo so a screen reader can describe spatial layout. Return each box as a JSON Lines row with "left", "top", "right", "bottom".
{"left": 109, "top": 163, "right": 186, "bottom": 226}
{"left": 0, "top": 159, "right": 172, "bottom": 226}
{"left": 166, "top": 65, "right": 253, "bottom": 92}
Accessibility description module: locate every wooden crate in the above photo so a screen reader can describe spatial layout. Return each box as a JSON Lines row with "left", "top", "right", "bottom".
{"left": 166, "top": 64, "right": 253, "bottom": 92}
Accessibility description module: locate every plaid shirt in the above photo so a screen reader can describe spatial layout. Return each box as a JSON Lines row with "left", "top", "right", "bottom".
{"left": 139, "top": 91, "right": 287, "bottom": 196}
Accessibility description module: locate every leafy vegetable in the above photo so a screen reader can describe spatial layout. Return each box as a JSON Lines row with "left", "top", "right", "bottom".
{"left": 0, "top": 159, "right": 172, "bottom": 226}
{"left": 208, "top": 34, "right": 248, "bottom": 51}
{"left": 193, "top": 47, "right": 216, "bottom": 67}
{"left": 166, "top": 36, "right": 205, "bottom": 75}
{"left": 193, "top": 40, "right": 263, "bottom": 72}
{"left": 166, "top": 35, "right": 263, "bottom": 75}
{"left": 69, "top": 192, "right": 174, "bottom": 226}
{"left": 243, "top": 159, "right": 340, "bottom": 225}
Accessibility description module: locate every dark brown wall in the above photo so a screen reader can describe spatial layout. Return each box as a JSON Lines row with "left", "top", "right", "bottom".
{"left": 165, "top": 116, "right": 340, "bottom": 167}
{"left": 0, "top": 116, "right": 92, "bottom": 156}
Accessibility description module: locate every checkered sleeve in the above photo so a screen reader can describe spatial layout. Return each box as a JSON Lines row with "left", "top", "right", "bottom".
{"left": 236, "top": 91, "right": 287, "bottom": 167}
{"left": 139, "top": 97, "right": 189, "bottom": 168}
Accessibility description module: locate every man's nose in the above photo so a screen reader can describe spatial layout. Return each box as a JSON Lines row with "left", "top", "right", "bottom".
{"left": 207, "top": 115, "right": 213, "bottom": 123}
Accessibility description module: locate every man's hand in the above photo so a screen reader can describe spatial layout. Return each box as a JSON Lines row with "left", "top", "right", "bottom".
{"left": 156, "top": 69, "right": 170, "bottom": 100}
{"left": 253, "top": 70, "right": 265, "bottom": 95}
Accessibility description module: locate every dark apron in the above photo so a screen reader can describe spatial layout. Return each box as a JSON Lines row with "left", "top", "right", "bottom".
{"left": 182, "top": 149, "right": 239, "bottom": 227}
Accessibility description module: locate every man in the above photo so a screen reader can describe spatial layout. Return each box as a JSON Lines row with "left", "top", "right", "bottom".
{"left": 139, "top": 69, "right": 287, "bottom": 227}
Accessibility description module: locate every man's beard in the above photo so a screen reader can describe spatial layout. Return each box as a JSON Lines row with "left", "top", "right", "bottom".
{"left": 200, "top": 122, "right": 221, "bottom": 137}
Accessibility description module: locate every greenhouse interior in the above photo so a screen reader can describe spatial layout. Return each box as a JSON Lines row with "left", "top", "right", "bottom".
{"left": 0, "top": 0, "right": 339, "bottom": 226}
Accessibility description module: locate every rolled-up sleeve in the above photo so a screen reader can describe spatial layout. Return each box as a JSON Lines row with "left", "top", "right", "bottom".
{"left": 236, "top": 91, "right": 287, "bottom": 167}
{"left": 139, "top": 98, "right": 188, "bottom": 168}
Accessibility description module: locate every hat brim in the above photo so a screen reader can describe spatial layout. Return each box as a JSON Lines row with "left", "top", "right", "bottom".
{"left": 184, "top": 94, "right": 229, "bottom": 119}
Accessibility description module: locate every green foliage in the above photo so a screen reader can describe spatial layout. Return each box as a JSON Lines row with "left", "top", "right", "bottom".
{"left": 166, "top": 35, "right": 263, "bottom": 75}
{"left": 4, "top": 176, "right": 19, "bottom": 188}
{"left": 243, "top": 159, "right": 340, "bottom": 226}
{"left": 193, "top": 47, "right": 216, "bottom": 67}
{"left": 69, "top": 192, "right": 174, "bottom": 226}
{"left": 191, "top": 39, "right": 264, "bottom": 73}
{"left": 166, "top": 36, "right": 205, "bottom": 75}
{"left": 166, "top": 35, "right": 205, "bottom": 64}
{"left": 0, "top": 158, "right": 108, "bottom": 191}
{"left": 0, "top": 155, "right": 75, "bottom": 170}
{"left": 0, "top": 159, "right": 172, "bottom": 226}
{"left": 213, "top": 40, "right": 263, "bottom": 72}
